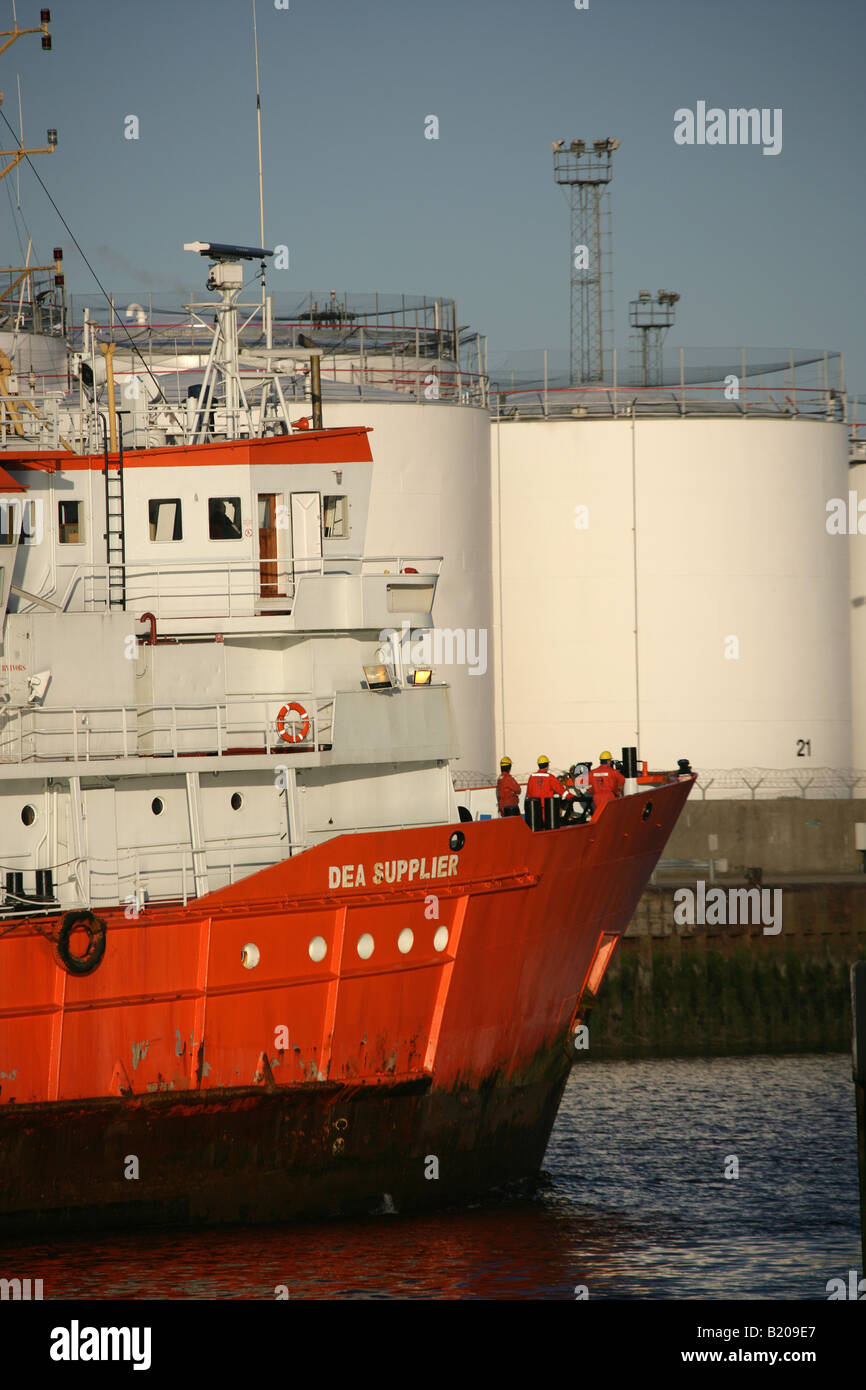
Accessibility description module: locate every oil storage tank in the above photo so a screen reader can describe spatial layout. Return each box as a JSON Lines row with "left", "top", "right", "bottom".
{"left": 492, "top": 396, "right": 851, "bottom": 783}
{"left": 849, "top": 452, "right": 866, "bottom": 773}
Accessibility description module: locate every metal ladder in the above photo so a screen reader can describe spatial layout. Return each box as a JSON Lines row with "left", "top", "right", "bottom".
{"left": 102, "top": 418, "right": 126, "bottom": 609}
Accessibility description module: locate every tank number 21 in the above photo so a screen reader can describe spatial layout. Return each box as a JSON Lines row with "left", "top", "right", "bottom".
{"left": 796, "top": 739, "right": 811, "bottom": 757}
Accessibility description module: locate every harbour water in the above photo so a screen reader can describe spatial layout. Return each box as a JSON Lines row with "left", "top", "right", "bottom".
{"left": 2, "top": 1053, "right": 858, "bottom": 1301}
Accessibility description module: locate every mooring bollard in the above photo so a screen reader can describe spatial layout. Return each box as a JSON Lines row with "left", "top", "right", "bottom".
{"left": 852, "top": 961, "right": 866, "bottom": 1280}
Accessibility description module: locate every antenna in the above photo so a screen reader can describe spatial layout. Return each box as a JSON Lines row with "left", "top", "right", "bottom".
{"left": 252, "top": 0, "right": 265, "bottom": 312}
{"left": 16, "top": 72, "right": 22, "bottom": 207}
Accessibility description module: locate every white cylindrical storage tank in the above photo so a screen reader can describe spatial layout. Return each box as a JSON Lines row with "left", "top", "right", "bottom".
{"left": 324, "top": 400, "right": 494, "bottom": 780}
{"left": 493, "top": 416, "right": 851, "bottom": 782}
{"left": 850, "top": 459, "right": 866, "bottom": 773}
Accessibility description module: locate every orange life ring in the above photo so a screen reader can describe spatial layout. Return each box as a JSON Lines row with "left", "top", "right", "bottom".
{"left": 276, "top": 702, "right": 310, "bottom": 744}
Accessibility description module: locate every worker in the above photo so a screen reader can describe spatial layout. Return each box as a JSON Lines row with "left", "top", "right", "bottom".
{"left": 496, "top": 756, "right": 521, "bottom": 818}
{"left": 589, "top": 750, "right": 625, "bottom": 817}
{"left": 525, "top": 755, "right": 567, "bottom": 830}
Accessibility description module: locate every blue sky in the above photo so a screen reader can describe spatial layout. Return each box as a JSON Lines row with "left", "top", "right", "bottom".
{"left": 3, "top": 0, "right": 864, "bottom": 388}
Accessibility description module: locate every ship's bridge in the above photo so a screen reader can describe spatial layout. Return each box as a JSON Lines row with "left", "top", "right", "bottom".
{"left": 0, "top": 428, "right": 437, "bottom": 631}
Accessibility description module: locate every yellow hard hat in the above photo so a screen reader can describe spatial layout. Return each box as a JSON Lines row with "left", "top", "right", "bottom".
{"left": 500, "top": 756, "right": 512, "bottom": 767}
{"left": 537, "top": 754, "right": 549, "bottom": 767}
{"left": 600, "top": 750, "right": 612, "bottom": 761}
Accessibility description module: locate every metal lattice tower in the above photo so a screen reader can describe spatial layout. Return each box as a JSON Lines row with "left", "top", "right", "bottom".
{"left": 629, "top": 290, "right": 680, "bottom": 387}
{"left": 552, "top": 137, "right": 618, "bottom": 385}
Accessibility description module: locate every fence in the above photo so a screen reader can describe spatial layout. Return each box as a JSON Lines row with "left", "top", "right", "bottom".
{"left": 489, "top": 346, "right": 844, "bottom": 421}
{"left": 455, "top": 767, "right": 866, "bottom": 801}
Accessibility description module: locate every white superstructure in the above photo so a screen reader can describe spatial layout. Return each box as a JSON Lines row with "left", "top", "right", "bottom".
{"left": 0, "top": 255, "right": 462, "bottom": 919}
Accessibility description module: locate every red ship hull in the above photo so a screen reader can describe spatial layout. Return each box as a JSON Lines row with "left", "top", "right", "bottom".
{"left": 0, "top": 780, "right": 692, "bottom": 1231}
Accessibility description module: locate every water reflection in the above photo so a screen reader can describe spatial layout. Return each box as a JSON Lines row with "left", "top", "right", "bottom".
{"left": 3, "top": 1055, "right": 859, "bottom": 1300}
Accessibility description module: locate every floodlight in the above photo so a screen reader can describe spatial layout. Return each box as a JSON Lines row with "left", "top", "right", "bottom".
{"left": 411, "top": 669, "right": 432, "bottom": 686}
{"left": 363, "top": 664, "right": 392, "bottom": 691}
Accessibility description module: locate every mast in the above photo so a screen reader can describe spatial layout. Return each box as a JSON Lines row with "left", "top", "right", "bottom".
{"left": 252, "top": 0, "right": 266, "bottom": 316}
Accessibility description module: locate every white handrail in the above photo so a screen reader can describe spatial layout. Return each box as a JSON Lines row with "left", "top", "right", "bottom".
{"left": 0, "top": 693, "right": 337, "bottom": 764}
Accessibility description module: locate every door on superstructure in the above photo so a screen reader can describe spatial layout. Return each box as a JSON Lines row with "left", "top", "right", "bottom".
{"left": 290, "top": 492, "right": 322, "bottom": 577}
{"left": 82, "top": 787, "right": 119, "bottom": 907}
{"left": 257, "top": 493, "right": 282, "bottom": 598}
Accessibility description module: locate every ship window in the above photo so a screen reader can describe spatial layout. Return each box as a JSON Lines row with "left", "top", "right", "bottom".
{"left": 58, "top": 499, "right": 84, "bottom": 544}
{"left": 323, "top": 494, "right": 349, "bottom": 538}
{"left": 208, "top": 496, "right": 242, "bottom": 540}
{"left": 149, "top": 498, "right": 183, "bottom": 542}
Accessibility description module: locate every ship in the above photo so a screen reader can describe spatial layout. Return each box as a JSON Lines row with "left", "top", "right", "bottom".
{"left": 0, "top": 234, "right": 694, "bottom": 1232}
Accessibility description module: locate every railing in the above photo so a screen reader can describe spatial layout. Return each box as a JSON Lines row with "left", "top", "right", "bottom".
{"left": 0, "top": 834, "right": 300, "bottom": 914}
{"left": 0, "top": 693, "right": 336, "bottom": 765}
{"left": 101, "top": 836, "right": 299, "bottom": 908}
{"left": 14, "top": 555, "right": 443, "bottom": 617}
{"left": 491, "top": 382, "right": 844, "bottom": 422}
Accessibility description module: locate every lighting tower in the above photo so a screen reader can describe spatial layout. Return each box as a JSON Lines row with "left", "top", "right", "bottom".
{"left": 552, "top": 136, "right": 619, "bottom": 385}
{"left": 628, "top": 289, "right": 680, "bottom": 387}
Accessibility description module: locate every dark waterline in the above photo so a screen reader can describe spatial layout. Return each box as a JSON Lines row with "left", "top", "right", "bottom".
{"left": 1, "top": 1054, "right": 859, "bottom": 1300}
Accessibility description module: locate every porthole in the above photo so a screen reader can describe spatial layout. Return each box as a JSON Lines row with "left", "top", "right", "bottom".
{"left": 449, "top": 830, "right": 465, "bottom": 852}
{"left": 230, "top": 792, "right": 243, "bottom": 811}
{"left": 241, "top": 942, "right": 260, "bottom": 970}
{"left": 356, "top": 933, "right": 375, "bottom": 960}
{"left": 433, "top": 926, "right": 449, "bottom": 953}
{"left": 151, "top": 797, "right": 164, "bottom": 816}
{"left": 308, "top": 936, "right": 327, "bottom": 963}
{"left": 21, "top": 804, "right": 36, "bottom": 827}
{"left": 641, "top": 801, "right": 653, "bottom": 821}
{"left": 397, "top": 928, "right": 414, "bottom": 954}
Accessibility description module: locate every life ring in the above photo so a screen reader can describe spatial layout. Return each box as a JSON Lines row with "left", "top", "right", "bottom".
{"left": 55, "top": 910, "right": 107, "bottom": 976}
{"left": 276, "top": 701, "right": 310, "bottom": 744}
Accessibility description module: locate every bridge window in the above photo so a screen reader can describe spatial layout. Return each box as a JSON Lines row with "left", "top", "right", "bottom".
{"left": 323, "top": 494, "right": 349, "bottom": 538}
{"left": 208, "top": 496, "right": 242, "bottom": 540}
{"left": 149, "top": 498, "right": 183, "bottom": 542}
{"left": 58, "top": 499, "right": 84, "bottom": 544}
